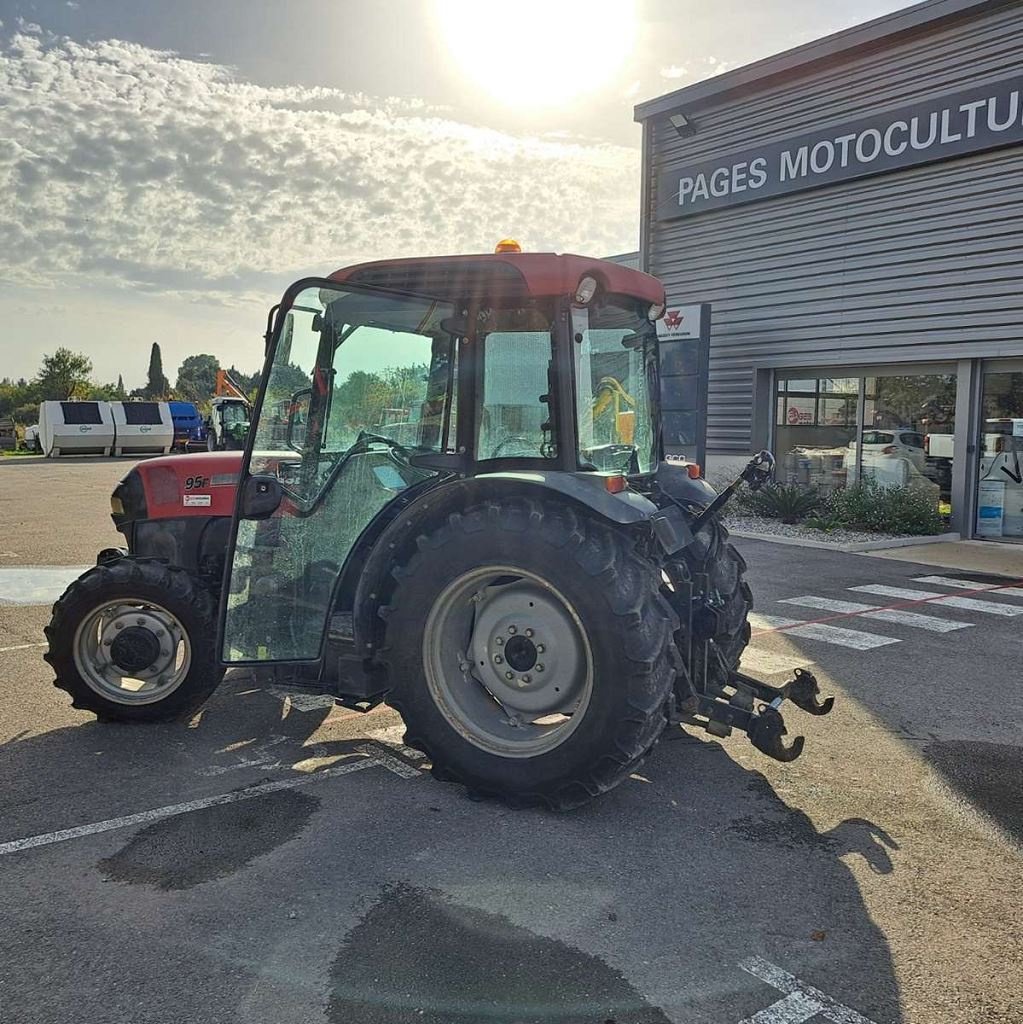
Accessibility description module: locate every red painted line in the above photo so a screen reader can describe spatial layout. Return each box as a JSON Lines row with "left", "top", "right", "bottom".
{"left": 751, "top": 577, "right": 1023, "bottom": 636}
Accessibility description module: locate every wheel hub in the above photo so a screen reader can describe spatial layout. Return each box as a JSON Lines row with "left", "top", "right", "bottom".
{"left": 424, "top": 567, "right": 594, "bottom": 758}
{"left": 109, "top": 626, "right": 162, "bottom": 673}
{"left": 503, "top": 633, "right": 537, "bottom": 672}
{"left": 72, "top": 600, "right": 191, "bottom": 705}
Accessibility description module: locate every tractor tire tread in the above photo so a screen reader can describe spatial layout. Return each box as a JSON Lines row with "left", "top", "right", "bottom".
{"left": 379, "top": 498, "right": 678, "bottom": 811}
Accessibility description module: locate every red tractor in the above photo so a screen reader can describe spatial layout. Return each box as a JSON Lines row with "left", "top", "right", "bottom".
{"left": 45, "top": 245, "right": 832, "bottom": 808}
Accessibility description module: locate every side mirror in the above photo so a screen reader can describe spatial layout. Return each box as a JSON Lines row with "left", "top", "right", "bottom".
{"left": 286, "top": 388, "right": 312, "bottom": 452}
{"left": 239, "top": 474, "right": 282, "bottom": 519}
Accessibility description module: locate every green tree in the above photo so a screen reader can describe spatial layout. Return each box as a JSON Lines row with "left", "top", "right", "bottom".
{"left": 34, "top": 348, "right": 93, "bottom": 400}
{"left": 145, "top": 342, "right": 170, "bottom": 399}
{"left": 175, "top": 354, "right": 220, "bottom": 404}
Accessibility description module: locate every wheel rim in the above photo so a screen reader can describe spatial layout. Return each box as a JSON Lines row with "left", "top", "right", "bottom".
{"left": 72, "top": 598, "right": 192, "bottom": 706}
{"left": 423, "top": 566, "right": 593, "bottom": 758}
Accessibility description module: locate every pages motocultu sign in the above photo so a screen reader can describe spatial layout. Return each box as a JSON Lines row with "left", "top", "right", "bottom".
{"left": 656, "top": 76, "right": 1023, "bottom": 220}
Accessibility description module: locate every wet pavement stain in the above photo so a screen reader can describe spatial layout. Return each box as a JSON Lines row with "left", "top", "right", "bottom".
{"left": 327, "top": 883, "right": 672, "bottom": 1024}
{"left": 98, "top": 789, "right": 319, "bottom": 890}
{"left": 926, "top": 739, "right": 1023, "bottom": 845}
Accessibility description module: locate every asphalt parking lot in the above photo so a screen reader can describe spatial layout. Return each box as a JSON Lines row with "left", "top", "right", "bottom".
{"left": 1, "top": 456, "right": 1020, "bottom": 1024}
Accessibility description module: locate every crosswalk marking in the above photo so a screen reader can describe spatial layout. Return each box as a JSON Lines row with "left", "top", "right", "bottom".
{"left": 859, "top": 608, "right": 972, "bottom": 632}
{"left": 780, "top": 596, "right": 879, "bottom": 614}
{"left": 932, "top": 595, "right": 1023, "bottom": 616}
{"left": 914, "top": 575, "right": 1023, "bottom": 598}
{"left": 740, "top": 647, "right": 814, "bottom": 676}
{"left": 783, "top": 622, "right": 900, "bottom": 650}
{"left": 850, "top": 584, "right": 944, "bottom": 600}
{"left": 748, "top": 612, "right": 804, "bottom": 630}
{"left": 851, "top": 584, "right": 1023, "bottom": 616}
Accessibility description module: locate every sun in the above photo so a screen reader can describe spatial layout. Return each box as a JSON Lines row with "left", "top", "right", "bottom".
{"left": 433, "top": 0, "right": 637, "bottom": 108}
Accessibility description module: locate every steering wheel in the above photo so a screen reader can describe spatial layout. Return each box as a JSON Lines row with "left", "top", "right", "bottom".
{"left": 351, "top": 430, "right": 415, "bottom": 463}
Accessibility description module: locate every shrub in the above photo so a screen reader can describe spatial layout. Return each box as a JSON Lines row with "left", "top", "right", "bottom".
{"left": 823, "top": 481, "right": 944, "bottom": 536}
{"left": 747, "top": 483, "right": 821, "bottom": 524}
{"left": 805, "top": 511, "right": 846, "bottom": 533}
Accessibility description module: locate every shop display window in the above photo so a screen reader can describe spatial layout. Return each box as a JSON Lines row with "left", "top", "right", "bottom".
{"left": 774, "top": 372, "right": 956, "bottom": 519}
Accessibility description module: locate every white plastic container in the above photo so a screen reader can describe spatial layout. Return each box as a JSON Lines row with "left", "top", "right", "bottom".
{"left": 110, "top": 401, "right": 174, "bottom": 456}
{"left": 38, "top": 401, "right": 115, "bottom": 457}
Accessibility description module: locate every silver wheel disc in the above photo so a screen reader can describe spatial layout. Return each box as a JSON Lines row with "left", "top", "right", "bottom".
{"left": 72, "top": 598, "right": 192, "bottom": 706}
{"left": 423, "top": 566, "right": 593, "bottom": 758}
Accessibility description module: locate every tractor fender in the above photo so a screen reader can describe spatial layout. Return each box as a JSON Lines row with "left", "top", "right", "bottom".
{"left": 346, "top": 473, "right": 657, "bottom": 656}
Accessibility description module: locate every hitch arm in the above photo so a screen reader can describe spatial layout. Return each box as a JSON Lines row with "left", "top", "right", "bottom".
{"left": 692, "top": 450, "right": 775, "bottom": 535}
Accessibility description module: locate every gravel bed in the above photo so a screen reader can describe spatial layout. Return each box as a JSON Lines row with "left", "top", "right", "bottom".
{"left": 723, "top": 513, "right": 918, "bottom": 546}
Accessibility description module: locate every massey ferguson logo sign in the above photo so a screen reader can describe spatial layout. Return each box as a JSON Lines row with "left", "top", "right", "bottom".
{"left": 662, "top": 309, "right": 685, "bottom": 332}
{"left": 657, "top": 76, "right": 1023, "bottom": 220}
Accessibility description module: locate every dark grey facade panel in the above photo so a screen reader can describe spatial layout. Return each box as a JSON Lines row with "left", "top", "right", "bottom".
{"left": 646, "top": 5, "right": 1023, "bottom": 175}
{"left": 644, "top": 6, "right": 1023, "bottom": 454}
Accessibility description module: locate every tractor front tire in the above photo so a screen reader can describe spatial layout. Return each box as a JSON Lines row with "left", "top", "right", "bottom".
{"left": 45, "top": 558, "right": 224, "bottom": 722}
{"left": 380, "top": 500, "right": 678, "bottom": 810}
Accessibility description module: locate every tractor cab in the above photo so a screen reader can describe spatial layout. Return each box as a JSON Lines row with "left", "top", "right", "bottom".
{"left": 222, "top": 246, "right": 670, "bottom": 666}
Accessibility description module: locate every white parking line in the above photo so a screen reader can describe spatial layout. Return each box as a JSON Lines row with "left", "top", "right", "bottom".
{"left": 0, "top": 642, "right": 47, "bottom": 654}
{"left": 859, "top": 608, "right": 972, "bottom": 632}
{"left": 780, "top": 596, "right": 879, "bottom": 614}
{"left": 0, "top": 747, "right": 420, "bottom": 857}
{"left": 783, "top": 622, "right": 900, "bottom": 650}
{"left": 739, "top": 956, "right": 878, "bottom": 1024}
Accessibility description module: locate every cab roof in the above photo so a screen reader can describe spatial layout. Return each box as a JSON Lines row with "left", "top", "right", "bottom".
{"left": 329, "top": 252, "right": 665, "bottom": 307}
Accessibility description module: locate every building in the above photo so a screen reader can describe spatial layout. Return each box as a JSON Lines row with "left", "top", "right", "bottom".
{"left": 635, "top": 0, "right": 1023, "bottom": 541}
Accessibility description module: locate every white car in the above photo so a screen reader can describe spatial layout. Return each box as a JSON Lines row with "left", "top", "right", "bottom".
{"left": 845, "top": 429, "right": 926, "bottom": 485}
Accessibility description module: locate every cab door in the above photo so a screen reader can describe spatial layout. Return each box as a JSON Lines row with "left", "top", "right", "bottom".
{"left": 222, "top": 281, "right": 455, "bottom": 664}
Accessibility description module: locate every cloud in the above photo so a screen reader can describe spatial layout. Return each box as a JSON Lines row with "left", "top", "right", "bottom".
{"left": 659, "top": 65, "right": 689, "bottom": 80}
{"left": 0, "top": 31, "right": 640, "bottom": 306}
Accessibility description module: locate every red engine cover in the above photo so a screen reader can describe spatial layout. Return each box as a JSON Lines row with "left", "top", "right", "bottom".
{"left": 134, "top": 452, "right": 243, "bottom": 520}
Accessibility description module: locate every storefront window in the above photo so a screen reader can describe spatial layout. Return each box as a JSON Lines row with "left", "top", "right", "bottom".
{"left": 860, "top": 374, "right": 955, "bottom": 514}
{"left": 975, "top": 371, "right": 1023, "bottom": 540}
{"left": 775, "top": 377, "right": 859, "bottom": 494}
{"left": 773, "top": 371, "right": 956, "bottom": 518}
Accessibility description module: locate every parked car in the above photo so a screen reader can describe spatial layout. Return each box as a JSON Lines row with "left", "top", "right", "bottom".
{"left": 844, "top": 428, "right": 926, "bottom": 485}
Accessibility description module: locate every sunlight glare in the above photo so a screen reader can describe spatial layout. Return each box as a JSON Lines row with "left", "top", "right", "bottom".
{"left": 434, "top": 0, "right": 637, "bottom": 107}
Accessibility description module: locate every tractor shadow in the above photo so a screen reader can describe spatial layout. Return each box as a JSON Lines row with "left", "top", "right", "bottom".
{"left": 0, "top": 676, "right": 905, "bottom": 1024}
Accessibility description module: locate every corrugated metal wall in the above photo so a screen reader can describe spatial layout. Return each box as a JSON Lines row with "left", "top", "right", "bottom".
{"left": 642, "top": 4, "right": 1023, "bottom": 455}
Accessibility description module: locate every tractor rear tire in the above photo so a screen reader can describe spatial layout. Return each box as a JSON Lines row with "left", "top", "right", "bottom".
{"left": 668, "top": 519, "right": 752, "bottom": 694}
{"left": 379, "top": 499, "right": 679, "bottom": 810}
{"left": 45, "top": 558, "right": 224, "bottom": 722}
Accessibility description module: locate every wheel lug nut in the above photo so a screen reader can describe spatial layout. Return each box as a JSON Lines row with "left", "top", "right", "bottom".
{"left": 505, "top": 671, "right": 514, "bottom": 680}
{"left": 495, "top": 637, "right": 504, "bottom": 646}
{"left": 521, "top": 674, "right": 531, "bottom": 684}
{"left": 536, "top": 644, "right": 545, "bottom": 653}
{"left": 136, "top": 618, "right": 145, "bottom": 626}
{"left": 155, "top": 630, "right": 164, "bottom": 638}
{"left": 115, "top": 622, "right": 124, "bottom": 630}
{"left": 494, "top": 655, "right": 503, "bottom": 664}
{"left": 508, "top": 625, "right": 517, "bottom": 634}
{"left": 525, "top": 628, "right": 533, "bottom": 638}
{"left": 536, "top": 664, "right": 544, "bottom": 672}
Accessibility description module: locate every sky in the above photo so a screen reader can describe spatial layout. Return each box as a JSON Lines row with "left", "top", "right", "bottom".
{"left": 0, "top": 0, "right": 915, "bottom": 389}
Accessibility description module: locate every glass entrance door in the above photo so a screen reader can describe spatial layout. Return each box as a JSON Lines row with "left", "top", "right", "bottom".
{"left": 975, "top": 370, "right": 1023, "bottom": 542}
